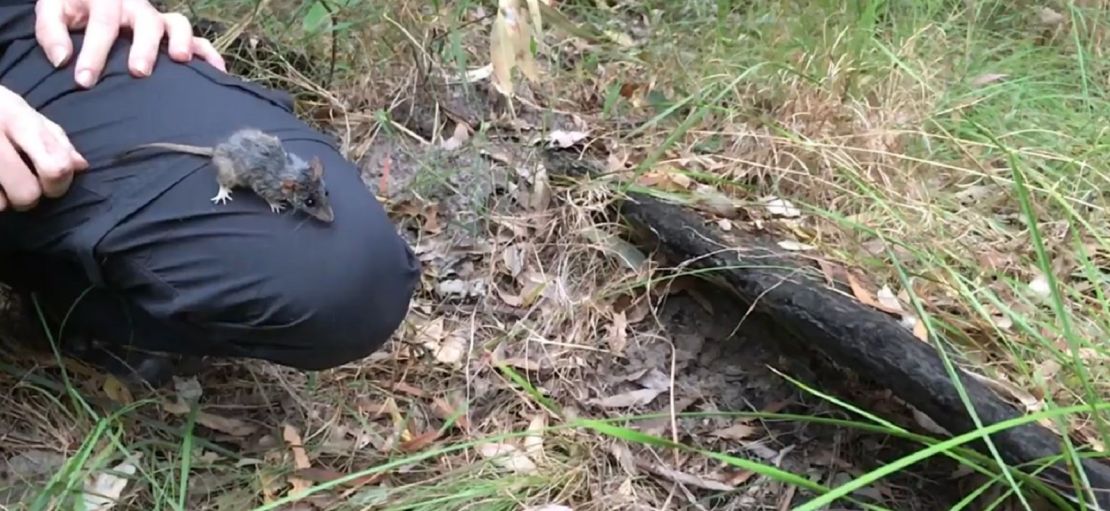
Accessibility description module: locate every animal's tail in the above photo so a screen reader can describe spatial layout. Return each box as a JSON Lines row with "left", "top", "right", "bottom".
{"left": 116, "top": 143, "right": 213, "bottom": 162}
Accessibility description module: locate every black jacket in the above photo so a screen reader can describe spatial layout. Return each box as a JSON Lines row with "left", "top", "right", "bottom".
{"left": 0, "top": 1, "right": 39, "bottom": 51}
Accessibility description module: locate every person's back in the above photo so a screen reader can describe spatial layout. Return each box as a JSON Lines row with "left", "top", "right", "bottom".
{"left": 0, "top": 0, "right": 419, "bottom": 386}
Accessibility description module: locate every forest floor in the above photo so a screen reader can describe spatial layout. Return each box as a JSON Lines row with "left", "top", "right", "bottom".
{"left": 0, "top": 1, "right": 1108, "bottom": 510}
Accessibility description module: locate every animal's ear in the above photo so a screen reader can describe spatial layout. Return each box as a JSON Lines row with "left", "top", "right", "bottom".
{"left": 309, "top": 156, "right": 324, "bottom": 179}
{"left": 281, "top": 179, "right": 299, "bottom": 193}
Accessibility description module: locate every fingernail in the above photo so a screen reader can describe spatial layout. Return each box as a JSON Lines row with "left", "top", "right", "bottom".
{"left": 76, "top": 69, "right": 93, "bottom": 87}
{"left": 49, "top": 45, "right": 68, "bottom": 66}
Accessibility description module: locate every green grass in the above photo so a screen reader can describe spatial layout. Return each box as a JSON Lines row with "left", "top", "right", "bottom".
{"left": 554, "top": 0, "right": 1110, "bottom": 506}
{"left": 4, "top": 0, "right": 1109, "bottom": 509}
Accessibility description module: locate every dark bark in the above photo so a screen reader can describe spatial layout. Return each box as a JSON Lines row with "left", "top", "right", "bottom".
{"left": 544, "top": 149, "right": 1110, "bottom": 509}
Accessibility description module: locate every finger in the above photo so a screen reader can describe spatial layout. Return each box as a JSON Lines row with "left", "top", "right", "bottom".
{"left": 0, "top": 137, "right": 43, "bottom": 211}
{"left": 191, "top": 36, "right": 226, "bottom": 72}
{"left": 44, "top": 120, "right": 89, "bottom": 173}
{"left": 6, "top": 116, "right": 82, "bottom": 199}
{"left": 73, "top": 0, "right": 123, "bottom": 88}
{"left": 39, "top": 121, "right": 86, "bottom": 197}
{"left": 161, "top": 12, "right": 194, "bottom": 62}
{"left": 123, "top": 2, "right": 164, "bottom": 76}
{"left": 33, "top": 0, "right": 73, "bottom": 67}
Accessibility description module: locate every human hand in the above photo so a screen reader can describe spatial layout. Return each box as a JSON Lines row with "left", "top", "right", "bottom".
{"left": 0, "top": 86, "right": 88, "bottom": 212}
{"left": 34, "top": 0, "right": 227, "bottom": 88}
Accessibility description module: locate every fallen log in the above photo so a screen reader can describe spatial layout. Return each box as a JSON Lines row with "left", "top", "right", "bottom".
{"left": 544, "top": 149, "right": 1110, "bottom": 509}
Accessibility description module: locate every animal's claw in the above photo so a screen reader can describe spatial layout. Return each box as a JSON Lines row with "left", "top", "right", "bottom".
{"left": 210, "top": 186, "right": 233, "bottom": 205}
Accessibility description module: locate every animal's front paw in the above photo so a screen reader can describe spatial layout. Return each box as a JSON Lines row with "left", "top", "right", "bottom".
{"left": 210, "top": 186, "right": 233, "bottom": 205}
{"left": 268, "top": 202, "right": 284, "bottom": 214}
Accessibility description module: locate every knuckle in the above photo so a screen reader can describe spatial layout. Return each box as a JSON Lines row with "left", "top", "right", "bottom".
{"left": 7, "top": 183, "right": 41, "bottom": 207}
{"left": 163, "top": 12, "right": 191, "bottom": 28}
{"left": 0, "top": 92, "right": 27, "bottom": 118}
{"left": 32, "top": 0, "right": 54, "bottom": 16}
{"left": 38, "top": 162, "right": 69, "bottom": 180}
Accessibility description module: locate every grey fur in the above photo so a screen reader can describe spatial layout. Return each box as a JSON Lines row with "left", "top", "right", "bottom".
{"left": 117, "top": 128, "right": 334, "bottom": 223}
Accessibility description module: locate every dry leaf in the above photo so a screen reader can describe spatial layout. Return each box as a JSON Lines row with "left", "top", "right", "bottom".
{"left": 444, "top": 64, "right": 493, "bottom": 84}
{"left": 524, "top": 0, "right": 543, "bottom": 41}
{"left": 1028, "top": 273, "right": 1051, "bottom": 298}
{"left": 441, "top": 122, "right": 471, "bottom": 150}
{"left": 603, "top": 29, "right": 634, "bottom": 47}
{"left": 502, "top": 244, "right": 526, "bottom": 277}
{"left": 282, "top": 426, "right": 312, "bottom": 470}
{"left": 580, "top": 226, "right": 647, "bottom": 270}
{"left": 967, "top": 371, "right": 1042, "bottom": 413}
{"left": 587, "top": 387, "right": 665, "bottom": 408}
{"left": 911, "top": 316, "right": 928, "bottom": 341}
{"left": 197, "top": 412, "right": 258, "bottom": 437}
{"left": 512, "top": 4, "right": 539, "bottom": 82}
{"left": 636, "top": 168, "right": 692, "bottom": 191}
{"left": 971, "top": 73, "right": 1007, "bottom": 87}
{"left": 102, "top": 375, "right": 133, "bottom": 405}
{"left": 761, "top": 196, "right": 801, "bottom": 218}
{"left": 547, "top": 130, "right": 588, "bottom": 148}
{"left": 711, "top": 423, "right": 758, "bottom": 440}
{"left": 432, "top": 335, "right": 467, "bottom": 366}
{"left": 417, "top": 318, "right": 467, "bottom": 366}
{"left": 846, "top": 272, "right": 883, "bottom": 310}
{"left": 691, "top": 185, "right": 739, "bottom": 218}
{"left": 490, "top": 0, "right": 539, "bottom": 98}
{"left": 636, "top": 461, "right": 734, "bottom": 492}
{"left": 162, "top": 398, "right": 189, "bottom": 415}
{"left": 606, "top": 310, "right": 629, "bottom": 355}
{"left": 912, "top": 409, "right": 949, "bottom": 435}
{"left": 415, "top": 317, "right": 446, "bottom": 345}
{"left": 1080, "top": 428, "right": 1106, "bottom": 453}
{"left": 392, "top": 382, "right": 426, "bottom": 397}
{"left": 725, "top": 470, "right": 756, "bottom": 486}
{"left": 524, "top": 414, "right": 546, "bottom": 460}
{"left": 1035, "top": 358, "right": 1062, "bottom": 383}
{"left": 497, "top": 287, "right": 525, "bottom": 307}
{"left": 282, "top": 424, "right": 313, "bottom": 495}
{"left": 82, "top": 454, "right": 140, "bottom": 511}
{"left": 1037, "top": 6, "right": 1065, "bottom": 26}
{"left": 777, "top": 240, "right": 815, "bottom": 251}
{"left": 432, "top": 396, "right": 471, "bottom": 432}
{"left": 161, "top": 397, "right": 258, "bottom": 436}
{"left": 476, "top": 443, "right": 537, "bottom": 473}
{"left": 876, "top": 285, "right": 904, "bottom": 313}
{"left": 400, "top": 430, "right": 442, "bottom": 452}
{"left": 437, "top": 278, "right": 487, "bottom": 298}
{"left": 530, "top": 165, "right": 551, "bottom": 211}
{"left": 489, "top": 1, "right": 516, "bottom": 96}
{"left": 292, "top": 467, "right": 383, "bottom": 488}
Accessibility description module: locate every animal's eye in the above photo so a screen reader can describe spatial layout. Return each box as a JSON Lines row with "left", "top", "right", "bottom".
{"left": 305, "top": 198, "right": 316, "bottom": 207}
